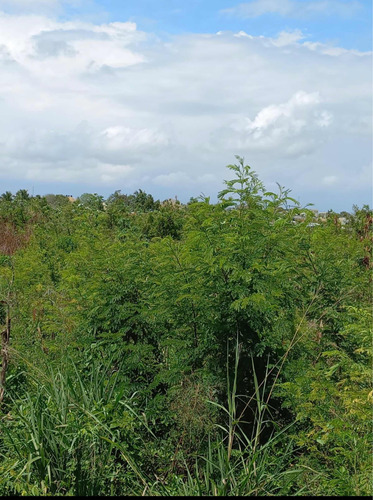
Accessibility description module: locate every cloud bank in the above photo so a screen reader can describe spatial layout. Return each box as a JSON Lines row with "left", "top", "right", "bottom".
{"left": 222, "top": 0, "right": 363, "bottom": 19}
{"left": 0, "top": 11, "right": 371, "bottom": 209}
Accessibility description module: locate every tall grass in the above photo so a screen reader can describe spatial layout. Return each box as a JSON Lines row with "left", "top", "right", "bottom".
{"left": 0, "top": 342, "right": 311, "bottom": 496}
{"left": 146, "top": 338, "right": 308, "bottom": 496}
{"left": 0, "top": 356, "right": 149, "bottom": 496}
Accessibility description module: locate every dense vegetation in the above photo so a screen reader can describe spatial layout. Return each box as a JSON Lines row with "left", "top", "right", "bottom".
{"left": 0, "top": 158, "right": 371, "bottom": 496}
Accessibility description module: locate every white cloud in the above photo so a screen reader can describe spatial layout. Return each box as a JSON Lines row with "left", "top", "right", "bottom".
{"left": 322, "top": 175, "right": 337, "bottom": 186}
{"left": 0, "top": 0, "right": 81, "bottom": 15}
{"left": 210, "top": 90, "right": 337, "bottom": 160}
{"left": 153, "top": 172, "right": 191, "bottom": 187}
{"left": 246, "top": 91, "right": 320, "bottom": 131}
{"left": 100, "top": 126, "right": 169, "bottom": 151}
{"left": 303, "top": 41, "right": 370, "bottom": 57}
{"left": 222, "top": 0, "right": 363, "bottom": 19}
{"left": 22, "top": 160, "right": 134, "bottom": 185}
{"left": 95, "top": 163, "right": 134, "bottom": 184}
{"left": 271, "top": 29, "right": 305, "bottom": 47}
{"left": 0, "top": 12, "right": 371, "bottom": 210}
{"left": 2, "top": 122, "right": 170, "bottom": 183}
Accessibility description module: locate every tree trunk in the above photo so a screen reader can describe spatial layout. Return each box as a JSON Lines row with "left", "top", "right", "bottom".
{"left": 0, "top": 314, "right": 11, "bottom": 405}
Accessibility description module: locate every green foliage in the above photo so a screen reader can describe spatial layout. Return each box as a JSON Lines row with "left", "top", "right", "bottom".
{"left": 218, "top": 155, "right": 265, "bottom": 209}
{"left": 279, "top": 306, "right": 372, "bottom": 496}
{"left": 0, "top": 358, "right": 147, "bottom": 496}
{"left": 77, "top": 193, "right": 105, "bottom": 211}
{"left": 0, "top": 159, "right": 371, "bottom": 496}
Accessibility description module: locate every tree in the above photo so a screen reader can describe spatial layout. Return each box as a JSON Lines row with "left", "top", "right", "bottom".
{"left": 14, "top": 189, "right": 30, "bottom": 202}
{"left": 0, "top": 192, "right": 13, "bottom": 202}
{"left": 77, "top": 193, "right": 105, "bottom": 211}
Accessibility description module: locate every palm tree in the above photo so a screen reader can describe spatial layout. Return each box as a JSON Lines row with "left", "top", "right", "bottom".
{"left": 14, "top": 189, "right": 30, "bottom": 201}
{"left": 1, "top": 191, "right": 13, "bottom": 202}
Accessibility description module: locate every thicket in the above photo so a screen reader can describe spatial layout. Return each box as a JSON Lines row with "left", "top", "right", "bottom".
{"left": 0, "top": 158, "right": 371, "bottom": 496}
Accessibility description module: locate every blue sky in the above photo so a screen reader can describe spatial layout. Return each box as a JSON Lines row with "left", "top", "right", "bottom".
{"left": 64, "top": 0, "right": 372, "bottom": 51}
{"left": 0, "top": 0, "right": 371, "bottom": 210}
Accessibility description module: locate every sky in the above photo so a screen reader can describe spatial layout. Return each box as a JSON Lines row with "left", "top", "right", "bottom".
{"left": 0, "top": 0, "right": 371, "bottom": 211}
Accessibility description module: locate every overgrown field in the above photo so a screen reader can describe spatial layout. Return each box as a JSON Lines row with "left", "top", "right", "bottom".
{"left": 0, "top": 159, "right": 371, "bottom": 496}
